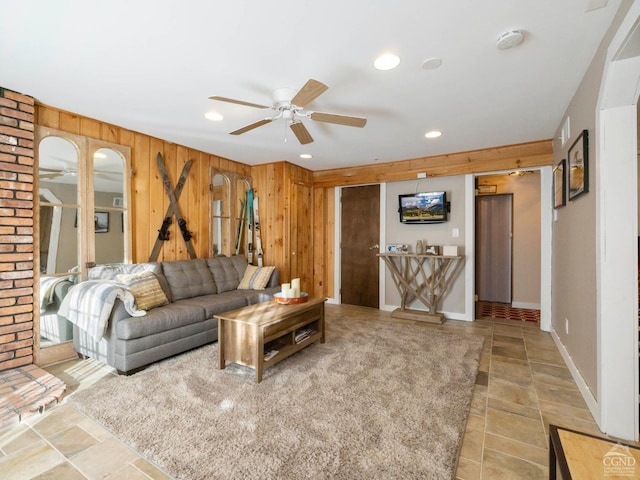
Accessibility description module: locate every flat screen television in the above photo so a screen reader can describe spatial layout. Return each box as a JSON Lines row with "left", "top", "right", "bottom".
{"left": 398, "top": 191, "right": 447, "bottom": 223}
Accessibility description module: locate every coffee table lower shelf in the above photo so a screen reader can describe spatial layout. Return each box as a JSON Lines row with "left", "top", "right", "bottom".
{"left": 216, "top": 297, "right": 325, "bottom": 383}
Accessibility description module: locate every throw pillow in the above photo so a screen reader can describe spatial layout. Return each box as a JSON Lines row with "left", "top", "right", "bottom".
{"left": 117, "top": 271, "right": 169, "bottom": 310}
{"left": 238, "top": 265, "right": 275, "bottom": 290}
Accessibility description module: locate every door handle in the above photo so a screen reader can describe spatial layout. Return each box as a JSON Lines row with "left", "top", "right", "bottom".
{"left": 369, "top": 244, "right": 380, "bottom": 250}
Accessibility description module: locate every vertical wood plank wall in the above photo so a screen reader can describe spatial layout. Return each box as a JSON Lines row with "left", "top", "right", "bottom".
{"left": 35, "top": 102, "right": 553, "bottom": 301}
{"left": 35, "top": 105, "right": 250, "bottom": 263}
{"left": 250, "top": 162, "right": 314, "bottom": 285}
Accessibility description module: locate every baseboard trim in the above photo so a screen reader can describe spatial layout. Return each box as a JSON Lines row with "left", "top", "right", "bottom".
{"left": 550, "top": 326, "right": 602, "bottom": 428}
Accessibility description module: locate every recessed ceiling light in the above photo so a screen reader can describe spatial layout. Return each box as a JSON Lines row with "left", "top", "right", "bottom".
{"left": 422, "top": 58, "right": 443, "bottom": 70}
{"left": 373, "top": 53, "right": 400, "bottom": 71}
{"left": 205, "top": 111, "right": 224, "bottom": 121}
{"left": 300, "top": 154, "right": 312, "bottom": 159}
{"left": 425, "top": 130, "right": 442, "bottom": 139}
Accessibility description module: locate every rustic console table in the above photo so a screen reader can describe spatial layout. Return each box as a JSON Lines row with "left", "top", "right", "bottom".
{"left": 378, "top": 253, "right": 463, "bottom": 324}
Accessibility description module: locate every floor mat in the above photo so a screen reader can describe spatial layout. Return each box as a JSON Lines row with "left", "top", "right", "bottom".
{"left": 477, "top": 301, "right": 540, "bottom": 322}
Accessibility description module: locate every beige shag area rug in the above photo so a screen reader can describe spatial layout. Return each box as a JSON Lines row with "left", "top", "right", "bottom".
{"left": 70, "top": 313, "right": 483, "bottom": 480}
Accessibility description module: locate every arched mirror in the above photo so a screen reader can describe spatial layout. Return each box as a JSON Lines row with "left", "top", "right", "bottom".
{"left": 211, "top": 173, "right": 230, "bottom": 256}
{"left": 38, "top": 136, "right": 80, "bottom": 347}
{"left": 92, "top": 147, "right": 126, "bottom": 265}
{"left": 35, "top": 127, "right": 131, "bottom": 364}
{"left": 210, "top": 171, "right": 251, "bottom": 257}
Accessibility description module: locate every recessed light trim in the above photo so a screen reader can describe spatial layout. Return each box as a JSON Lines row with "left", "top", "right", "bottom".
{"left": 374, "top": 53, "right": 400, "bottom": 71}
{"left": 205, "top": 111, "right": 224, "bottom": 121}
{"left": 425, "top": 130, "right": 442, "bottom": 139}
{"left": 300, "top": 154, "right": 312, "bottom": 159}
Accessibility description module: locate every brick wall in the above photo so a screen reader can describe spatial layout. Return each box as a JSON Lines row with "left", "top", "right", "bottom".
{"left": 0, "top": 88, "right": 35, "bottom": 372}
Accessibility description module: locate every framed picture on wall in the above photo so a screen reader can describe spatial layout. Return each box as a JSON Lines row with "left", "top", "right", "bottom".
{"left": 553, "top": 159, "right": 566, "bottom": 208}
{"left": 94, "top": 211, "right": 109, "bottom": 233}
{"left": 568, "top": 129, "right": 589, "bottom": 200}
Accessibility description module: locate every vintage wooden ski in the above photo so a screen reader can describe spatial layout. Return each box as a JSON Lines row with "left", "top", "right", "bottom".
{"left": 246, "top": 188, "right": 254, "bottom": 264}
{"left": 155, "top": 153, "right": 197, "bottom": 259}
{"left": 234, "top": 199, "right": 246, "bottom": 255}
{"left": 253, "top": 195, "right": 263, "bottom": 267}
{"left": 149, "top": 157, "right": 193, "bottom": 261}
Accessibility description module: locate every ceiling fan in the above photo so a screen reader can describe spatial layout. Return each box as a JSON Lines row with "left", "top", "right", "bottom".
{"left": 39, "top": 166, "right": 121, "bottom": 181}
{"left": 209, "top": 79, "right": 367, "bottom": 145}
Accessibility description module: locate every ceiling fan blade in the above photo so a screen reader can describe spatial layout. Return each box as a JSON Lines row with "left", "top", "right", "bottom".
{"left": 309, "top": 112, "right": 367, "bottom": 128}
{"left": 230, "top": 118, "right": 273, "bottom": 135}
{"left": 95, "top": 172, "right": 122, "bottom": 180}
{"left": 291, "top": 79, "right": 328, "bottom": 108}
{"left": 40, "top": 173, "right": 64, "bottom": 179}
{"left": 209, "top": 96, "right": 270, "bottom": 109}
{"left": 290, "top": 122, "right": 314, "bottom": 145}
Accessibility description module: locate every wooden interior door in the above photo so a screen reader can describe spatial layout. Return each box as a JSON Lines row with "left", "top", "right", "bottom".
{"left": 476, "top": 194, "right": 513, "bottom": 303}
{"left": 340, "top": 185, "right": 380, "bottom": 307}
{"left": 289, "top": 182, "right": 313, "bottom": 292}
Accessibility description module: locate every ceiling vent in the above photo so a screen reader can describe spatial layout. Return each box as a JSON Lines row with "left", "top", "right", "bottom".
{"left": 496, "top": 30, "right": 524, "bottom": 50}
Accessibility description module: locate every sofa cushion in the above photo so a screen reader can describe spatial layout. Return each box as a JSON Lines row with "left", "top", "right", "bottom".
{"left": 116, "top": 303, "right": 207, "bottom": 340}
{"left": 162, "top": 259, "right": 216, "bottom": 301}
{"left": 206, "top": 256, "right": 247, "bottom": 293}
{"left": 176, "top": 291, "right": 250, "bottom": 318}
{"left": 238, "top": 265, "right": 276, "bottom": 290}
{"left": 116, "top": 271, "right": 169, "bottom": 311}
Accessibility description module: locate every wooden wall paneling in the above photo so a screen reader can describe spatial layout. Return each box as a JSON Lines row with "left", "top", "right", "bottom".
{"left": 251, "top": 162, "right": 286, "bottom": 277}
{"left": 312, "top": 140, "right": 553, "bottom": 188}
{"left": 35, "top": 105, "right": 59, "bottom": 129}
{"left": 59, "top": 111, "right": 81, "bottom": 134}
{"left": 312, "top": 187, "right": 325, "bottom": 298}
{"left": 176, "top": 145, "right": 193, "bottom": 257}
{"left": 100, "top": 123, "right": 119, "bottom": 144}
{"left": 148, "top": 138, "right": 166, "bottom": 259}
{"left": 163, "top": 143, "right": 179, "bottom": 259}
{"left": 194, "top": 152, "right": 210, "bottom": 259}
{"left": 132, "top": 133, "right": 150, "bottom": 262}
{"left": 80, "top": 117, "right": 101, "bottom": 139}
{"left": 325, "top": 187, "right": 335, "bottom": 299}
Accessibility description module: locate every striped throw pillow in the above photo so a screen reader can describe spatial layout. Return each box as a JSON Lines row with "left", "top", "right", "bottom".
{"left": 117, "top": 271, "right": 169, "bottom": 310}
{"left": 237, "top": 265, "right": 275, "bottom": 290}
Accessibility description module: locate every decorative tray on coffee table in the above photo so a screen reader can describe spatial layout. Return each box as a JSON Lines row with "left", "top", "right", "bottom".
{"left": 273, "top": 292, "right": 309, "bottom": 305}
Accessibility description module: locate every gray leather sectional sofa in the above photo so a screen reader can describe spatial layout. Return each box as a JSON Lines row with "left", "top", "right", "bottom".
{"left": 72, "top": 255, "right": 279, "bottom": 374}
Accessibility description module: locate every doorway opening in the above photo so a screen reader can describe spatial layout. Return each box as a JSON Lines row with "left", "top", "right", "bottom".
{"left": 474, "top": 171, "right": 542, "bottom": 324}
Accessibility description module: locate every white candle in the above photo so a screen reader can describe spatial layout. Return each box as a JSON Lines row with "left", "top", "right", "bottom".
{"left": 291, "top": 278, "right": 301, "bottom": 297}
{"left": 281, "top": 283, "right": 290, "bottom": 295}
{"left": 288, "top": 287, "right": 297, "bottom": 298}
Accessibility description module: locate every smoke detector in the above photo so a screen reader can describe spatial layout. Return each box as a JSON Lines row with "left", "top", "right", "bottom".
{"left": 496, "top": 30, "right": 524, "bottom": 50}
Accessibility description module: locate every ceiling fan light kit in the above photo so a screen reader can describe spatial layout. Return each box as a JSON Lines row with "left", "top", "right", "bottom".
{"left": 210, "top": 78, "right": 367, "bottom": 145}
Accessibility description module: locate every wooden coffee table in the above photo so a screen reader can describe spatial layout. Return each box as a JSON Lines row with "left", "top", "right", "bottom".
{"left": 216, "top": 297, "right": 325, "bottom": 382}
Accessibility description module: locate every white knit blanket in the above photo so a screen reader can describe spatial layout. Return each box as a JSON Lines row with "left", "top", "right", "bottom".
{"left": 58, "top": 280, "right": 146, "bottom": 341}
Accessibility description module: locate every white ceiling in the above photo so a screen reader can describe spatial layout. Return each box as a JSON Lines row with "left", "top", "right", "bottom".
{"left": 0, "top": 0, "right": 622, "bottom": 171}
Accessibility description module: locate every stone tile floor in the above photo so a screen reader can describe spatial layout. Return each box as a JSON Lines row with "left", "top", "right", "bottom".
{"left": 0, "top": 304, "right": 630, "bottom": 479}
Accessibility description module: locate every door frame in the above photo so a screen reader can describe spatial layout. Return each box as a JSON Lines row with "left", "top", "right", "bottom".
{"left": 331, "top": 183, "right": 386, "bottom": 305}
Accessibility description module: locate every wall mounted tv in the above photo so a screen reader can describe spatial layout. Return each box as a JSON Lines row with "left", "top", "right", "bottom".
{"left": 398, "top": 191, "right": 448, "bottom": 224}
